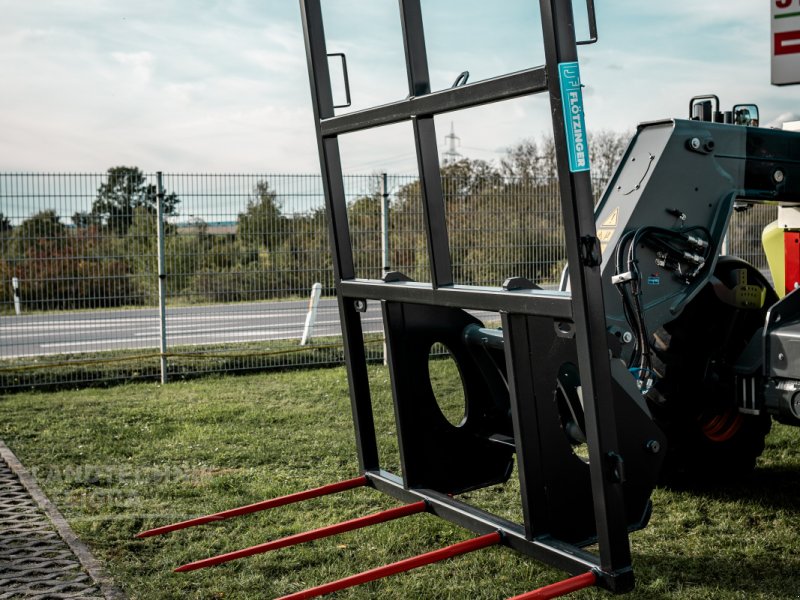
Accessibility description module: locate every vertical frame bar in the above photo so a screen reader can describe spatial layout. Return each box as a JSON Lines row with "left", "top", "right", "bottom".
{"left": 300, "top": 0, "right": 379, "bottom": 470}
{"left": 501, "top": 313, "right": 548, "bottom": 540}
{"left": 538, "top": 0, "right": 633, "bottom": 584}
{"left": 398, "top": 0, "right": 453, "bottom": 288}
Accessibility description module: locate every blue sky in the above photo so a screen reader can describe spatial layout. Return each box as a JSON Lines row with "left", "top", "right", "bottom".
{"left": 1, "top": 1, "right": 797, "bottom": 175}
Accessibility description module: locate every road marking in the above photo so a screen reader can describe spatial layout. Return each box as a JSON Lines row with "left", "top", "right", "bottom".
{"left": 35, "top": 319, "right": 385, "bottom": 349}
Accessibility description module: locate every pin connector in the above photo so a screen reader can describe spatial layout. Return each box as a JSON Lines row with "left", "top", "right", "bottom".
{"left": 684, "top": 234, "right": 708, "bottom": 250}
{"left": 612, "top": 271, "right": 635, "bottom": 285}
{"left": 682, "top": 251, "right": 705, "bottom": 265}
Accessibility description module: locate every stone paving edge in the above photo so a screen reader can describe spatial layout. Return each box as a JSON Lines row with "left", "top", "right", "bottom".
{"left": 0, "top": 439, "right": 127, "bottom": 600}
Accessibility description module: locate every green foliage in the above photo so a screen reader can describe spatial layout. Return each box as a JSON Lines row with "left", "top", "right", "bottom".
{"left": 12, "top": 209, "right": 66, "bottom": 244}
{"left": 390, "top": 159, "right": 569, "bottom": 286}
{"left": 184, "top": 181, "right": 334, "bottom": 303}
{"left": 0, "top": 258, "right": 13, "bottom": 306}
{"left": 237, "top": 181, "right": 285, "bottom": 252}
{"left": 6, "top": 211, "right": 137, "bottom": 310}
{"left": 349, "top": 193, "right": 383, "bottom": 280}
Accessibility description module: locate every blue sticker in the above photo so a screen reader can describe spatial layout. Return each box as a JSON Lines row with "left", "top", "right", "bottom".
{"left": 647, "top": 276, "right": 661, "bottom": 286}
{"left": 558, "top": 62, "right": 590, "bottom": 173}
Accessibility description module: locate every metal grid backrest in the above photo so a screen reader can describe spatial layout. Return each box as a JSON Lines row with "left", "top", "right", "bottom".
{"left": 300, "top": 1, "right": 641, "bottom": 593}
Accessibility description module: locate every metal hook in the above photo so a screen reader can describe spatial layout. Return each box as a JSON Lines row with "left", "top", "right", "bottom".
{"left": 576, "top": 0, "right": 598, "bottom": 45}
{"left": 451, "top": 71, "right": 469, "bottom": 88}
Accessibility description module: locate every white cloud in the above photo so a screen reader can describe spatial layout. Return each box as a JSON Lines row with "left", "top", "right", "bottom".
{"left": 767, "top": 112, "right": 800, "bottom": 128}
{"left": 243, "top": 49, "right": 304, "bottom": 75}
{"left": 111, "top": 51, "right": 155, "bottom": 85}
{"left": 0, "top": 0, "right": 796, "bottom": 175}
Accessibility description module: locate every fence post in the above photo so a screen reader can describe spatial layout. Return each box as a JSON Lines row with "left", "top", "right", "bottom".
{"left": 381, "top": 173, "right": 389, "bottom": 365}
{"left": 156, "top": 172, "right": 168, "bottom": 384}
{"left": 301, "top": 283, "right": 323, "bottom": 346}
{"left": 381, "top": 173, "right": 390, "bottom": 275}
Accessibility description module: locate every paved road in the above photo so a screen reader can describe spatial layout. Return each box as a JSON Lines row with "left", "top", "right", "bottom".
{"left": 0, "top": 300, "right": 383, "bottom": 359}
{"left": 1, "top": 300, "right": 499, "bottom": 359}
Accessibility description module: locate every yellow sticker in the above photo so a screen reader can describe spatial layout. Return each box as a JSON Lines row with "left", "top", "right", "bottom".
{"left": 602, "top": 207, "right": 619, "bottom": 228}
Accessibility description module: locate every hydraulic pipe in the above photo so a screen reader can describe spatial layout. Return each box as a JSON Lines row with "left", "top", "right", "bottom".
{"left": 507, "top": 571, "right": 597, "bottom": 599}
{"left": 136, "top": 476, "right": 368, "bottom": 538}
{"left": 175, "top": 501, "right": 427, "bottom": 572}
{"left": 462, "top": 323, "right": 505, "bottom": 351}
{"left": 275, "top": 531, "right": 502, "bottom": 600}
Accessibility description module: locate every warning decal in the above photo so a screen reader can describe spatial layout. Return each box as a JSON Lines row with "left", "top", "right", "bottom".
{"left": 597, "top": 206, "right": 619, "bottom": 257}
{"left": 602, "top": 207, "right": 619, "bottom": 228}
{"left": 597, "top": 228, "right": 615, "bottom": 243}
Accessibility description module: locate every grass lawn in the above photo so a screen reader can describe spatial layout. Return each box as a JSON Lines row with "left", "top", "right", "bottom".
{"left": 0, "top": 334, "right": 383, "bottom": 392}
{"left": 1, "top": 366, "right": 799, "bottom": 599}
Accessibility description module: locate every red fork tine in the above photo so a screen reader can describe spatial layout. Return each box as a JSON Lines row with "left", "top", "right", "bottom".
{"left": 274, "top": 531, "right": 503, "bottom": 600}
{"left": 136, "top": 476, "right": 368, "bottom": 538}
{"left": 175, "top": 501, "right": 427, "bottom": 572}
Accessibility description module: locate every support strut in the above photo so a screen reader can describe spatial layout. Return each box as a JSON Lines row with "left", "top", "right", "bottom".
{"left": 175, "top": 501, "right": 427, "bottom": 572}
{"left": 136, "top": 476, "right": 368, "bottom": 538}
{"left": 274, "top": 531, "right": 502, "bottom": 600}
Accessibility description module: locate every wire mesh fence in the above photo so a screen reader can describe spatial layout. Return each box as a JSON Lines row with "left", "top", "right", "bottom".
{"left": 0, "top": 171, "right": 774, "bottom": 391}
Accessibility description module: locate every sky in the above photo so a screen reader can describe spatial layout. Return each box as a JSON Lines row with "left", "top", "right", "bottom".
{"left": 1, "top": 1, "right": 798, "bottom": 176}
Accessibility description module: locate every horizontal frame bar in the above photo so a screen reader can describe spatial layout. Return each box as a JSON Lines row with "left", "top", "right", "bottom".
{"left": 364, "top": 470, "right": 602, "bottom": 578}
{"left": 339, "top": 279, "right": 573, "bottom": 319}
{"left": 320, "top": 67, "right": 547, "bottom": 137}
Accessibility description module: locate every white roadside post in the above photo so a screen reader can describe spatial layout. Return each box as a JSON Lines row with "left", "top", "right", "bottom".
{"left": 12, "top": 277, "right": 21, "bottom": 316}
{"left": 300, "top": 282, "right": 323, "bottom": 346}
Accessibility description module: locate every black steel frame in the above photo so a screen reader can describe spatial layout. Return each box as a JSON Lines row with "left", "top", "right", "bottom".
{"left": 299, "top": 0, "right": 637, "bottom": 592}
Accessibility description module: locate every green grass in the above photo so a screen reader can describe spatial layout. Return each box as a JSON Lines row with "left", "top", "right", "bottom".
{"left": 1, "top": 366, "right": 799, "bottom": 599}
{"left": 0, "top": 335, "right": 384, "bottom": 393}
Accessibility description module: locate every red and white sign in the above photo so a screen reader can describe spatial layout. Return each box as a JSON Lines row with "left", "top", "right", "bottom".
{"left": 772, "top": 0, "right": 800, "bottom": 85}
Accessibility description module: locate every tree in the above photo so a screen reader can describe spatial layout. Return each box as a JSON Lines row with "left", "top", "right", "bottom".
{"left": 501, "top": 131, "right": 630, "bottom": 186}
{"left": 237, "top": 181, "right": 285, "bottom": 252}
{"left": 348, "top": 193, "right": 383, "bottom": 279}
{"left": 588, "top": 130, "right": 631, "bottom": 183}
{"left": 500, "top": 136, "right": 558, "bottom": 181}
{"left": 72, "top": 211, "right": 101, "bottom": 229}
{"left": 12, "top": 210, "right": 66, "bottom": 250}
{"left": 89, "top": 166, "right": 179, "bottom": 235}
{"left": 9, "top": 210, "right": 135, "bottom": 310}
{"left": 440, "top": 158, "right": 503, "bottom": 197}
{"left": 0, "top": 213, "right": 12, "bottom": 263}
